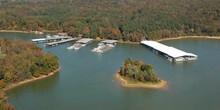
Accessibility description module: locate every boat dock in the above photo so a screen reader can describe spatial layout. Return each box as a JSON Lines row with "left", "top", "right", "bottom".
{"left": 141, "top": 40, "right": 197, "bottom": 62}
{"left": 45, "top": 38, "right": 76, "bottom": 46}
{"left": 67, "top": 38, "right": 93, "bottom": 50}
{"left": 32, "top": 37, "right": 69, "bottom": 43}
{"left": 91, "top": 40, "right": 118, "bottom": 53}
{"left": 76, "top": 38, "right": 93, "bottom": 44}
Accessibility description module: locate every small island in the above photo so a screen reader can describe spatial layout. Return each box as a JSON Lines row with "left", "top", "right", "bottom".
{"left": 115, "top": 58, "right": 167, "bottom": 89}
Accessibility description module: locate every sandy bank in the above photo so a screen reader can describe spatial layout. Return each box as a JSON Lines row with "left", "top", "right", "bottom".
{"left": 156, "top": 36, "right": 220, "bottom": 42}
{"left": 114, "top": 72, "right": 167, "bottom": 89}
{"left": 3, "top": 67, "right": 61, "bottom": 92}
{"left": 0, "top": 30, "right": 29, "bottom": 33}
{"left": 0, "top": 30, "right": 45, "bottom": 34}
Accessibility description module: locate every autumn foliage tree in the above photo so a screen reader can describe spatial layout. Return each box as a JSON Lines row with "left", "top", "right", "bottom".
{"left": 0, "top": 38, "right": 59, "bottom": 88}
{"left": 119, "top": 58, "right": 161, "bottom": 83}
{"left": 0, "top": 0, "right": 219, "bottom": 41}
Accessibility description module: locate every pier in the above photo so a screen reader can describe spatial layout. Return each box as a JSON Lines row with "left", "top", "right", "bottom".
{"left": 32, "top": 37, "right": 69, "bottom": 43}
{"left": 141, "top": 40, "right": 197, "bottom": 62}
{"left": 45, "top": 38, "right": 76, "bottom": 46}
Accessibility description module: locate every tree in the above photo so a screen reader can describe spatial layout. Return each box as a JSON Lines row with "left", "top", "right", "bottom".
{"left": 119, "top": 58, "right": 160, "bottom": 83}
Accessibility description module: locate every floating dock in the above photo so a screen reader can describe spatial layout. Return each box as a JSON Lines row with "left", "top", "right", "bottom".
{"left": 32, "top": 37, "right": 69, "bottom": 43}
{"left": 91, "top": 40, "right": 118, "bottom": 53}
{"left": 141, "top": 40, "right": 197, "bottom": 62}
{"left": 67, "top": 38, "right": 93, "bottom": 50}
{"left": 45, "top": 38, "right": 76, "bottom": 46}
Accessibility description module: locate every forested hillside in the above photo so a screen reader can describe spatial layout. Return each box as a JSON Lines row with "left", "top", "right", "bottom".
{"left": 0, "top": 38, "right": 59, "bottom": 89}
{"left": 0, "top": 0, "right": 219, "bottom": 41}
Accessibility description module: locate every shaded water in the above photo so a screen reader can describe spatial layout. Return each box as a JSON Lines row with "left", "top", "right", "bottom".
{"left": 1, "top": 33, "right": 220, "bottom": 110}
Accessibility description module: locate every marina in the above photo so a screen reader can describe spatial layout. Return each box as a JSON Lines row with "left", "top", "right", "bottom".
{"left": 91, "top": 40, "right": 118, "bottom": 53}
{"left": 67, "top": 38, "right": 92, "bottom": 50}
{"left": 2, "top": 33, "right": 220, "bottom": 110}
{"left": 141, "top": 40, "right": 198, "bottom": 62}
{"left": 45, "top": 38, "right": 76, "bottom": 46}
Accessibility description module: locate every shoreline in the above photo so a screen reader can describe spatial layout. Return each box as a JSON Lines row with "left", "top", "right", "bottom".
{"left": 1, "top": 30, "right": 219, "bottom": 43}
{"left": 156, "top": 36, "right": 220, "bottom": 42}
{"left": 0, "top": 30, "right": 56, "bottom": 34}
{"left": 0, "top": 30, "right": 29, "bottom": 33}
{"left": 3, "top": 67, "right": 61, "bottom": 92}
{"left": 93, "top": 38, "right": 140, "bottom": 44}
{"left": 114, "top": 72, "right": 168, "bottom": 89}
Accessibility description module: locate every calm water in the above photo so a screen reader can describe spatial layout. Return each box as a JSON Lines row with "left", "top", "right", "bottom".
{"left": 1, "top": 33, "right": 220, "bottom": 110}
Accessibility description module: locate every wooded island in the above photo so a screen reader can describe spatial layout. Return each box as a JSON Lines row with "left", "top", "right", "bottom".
{"left": 115, "top": 58, "right": 167, "bottom": 88}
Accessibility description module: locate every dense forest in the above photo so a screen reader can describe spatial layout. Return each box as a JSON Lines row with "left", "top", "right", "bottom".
{"left": 119, "top": 58, "right": 160, "bottom": 83}
{"left": 0, "top": 0, "right": 219, "bottom": 41}
{"left": 0, "top": 38, "right": 59, "bottom": 89}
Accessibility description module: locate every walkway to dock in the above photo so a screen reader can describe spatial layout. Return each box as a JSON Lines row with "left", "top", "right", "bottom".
{"left": 141, "top": 40, "right": 197, "bottom": 62}
{"left": 32, "top": 37, "right": 69, "bottom": 43}
{"left": 45, "top": 38, "right": 76, "bottom": 46}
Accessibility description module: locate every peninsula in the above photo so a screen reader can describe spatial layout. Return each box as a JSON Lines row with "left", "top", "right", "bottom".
{"left": 115, "top": 58, "right": 167, "bottom": 89}
{"left": 0, "top": 38, "right": 60, "bottom": 109}
{"left": 0, "top": 38, "right": 60, "bottom": 90}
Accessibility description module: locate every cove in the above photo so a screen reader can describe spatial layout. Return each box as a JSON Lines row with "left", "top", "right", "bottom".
{"left": 1, "top": 32, "right": 220, "bottom": 110}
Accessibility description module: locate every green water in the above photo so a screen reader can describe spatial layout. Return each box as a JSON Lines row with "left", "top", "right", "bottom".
{"left": 1, "top": 33, "right": 220, "bottom": 110}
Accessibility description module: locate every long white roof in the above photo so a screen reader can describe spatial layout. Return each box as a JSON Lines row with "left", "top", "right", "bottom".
{"left": 32, "top": 37, "right": 69, "bottom": 42}
{"left": 141, "top": 40, "right": 197, "bottom": 58}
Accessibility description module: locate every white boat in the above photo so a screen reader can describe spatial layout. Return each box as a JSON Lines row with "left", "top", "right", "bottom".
{"left": 53, "top": 35, "right": 60, "bottom": 38}
{"left": 46, "top": 34, "right": 52, "bottom": 38}
{"left": 67, "top": 45, "right": 74, "bottom": 50}
{"left": 67, "top": 43, "right": 82, "bottom": 50}
{"left": 98, "top": 42, "right": 104, "bottom": 46}
{"left": 81, "top": 44, "right": 86, "bottom": 47}
{"left": 174, "top": 57, "right": 185, "bottom": 62}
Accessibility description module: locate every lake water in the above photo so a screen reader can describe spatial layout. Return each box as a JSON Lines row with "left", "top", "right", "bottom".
{"left": 1, "top": 32, "right": 220, "bottom": 110}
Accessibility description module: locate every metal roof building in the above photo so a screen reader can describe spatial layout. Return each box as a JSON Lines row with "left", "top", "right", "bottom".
{"left": 76, "top": 38, "right": 93, "bottom": 44}
{"left": 45, "top": 38, "right": 76, "bottom": 46}
{"left": 141, "top": 40, "right": 197, "bottom": 62}
{"left": 32, "top": 37, "right": 69, "bottom": 43}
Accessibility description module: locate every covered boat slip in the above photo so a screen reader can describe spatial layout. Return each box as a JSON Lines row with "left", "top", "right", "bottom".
{"left": 32, "top": 37, "right": 69, "bottom": 43}
{"left": 67, "top": 38, "right": 93, "bottom": 50}
{"left": 91, "top": 40, "right": 118, "bottom": 53}
{"left": 141, "top": 40, "right": 198, "bottom": 62}
{"left": 76, "top": 38, "right": 93, "bottom": 44}
{"left": 45, "top": 38, "right": 76, "bottom": 46}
